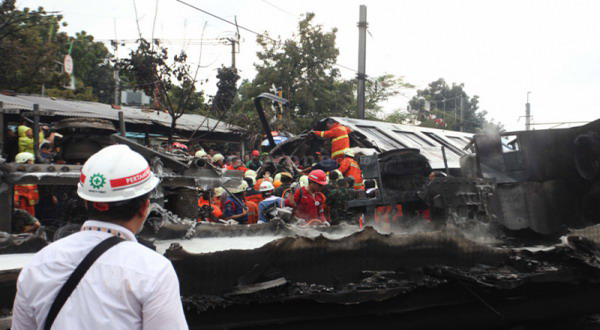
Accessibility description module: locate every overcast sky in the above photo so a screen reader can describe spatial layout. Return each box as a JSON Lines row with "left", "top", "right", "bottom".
{"left": 16, "top": 0, "right": 600, "bottom": 131}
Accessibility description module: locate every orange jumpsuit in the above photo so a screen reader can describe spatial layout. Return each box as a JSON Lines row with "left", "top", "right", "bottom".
{"left": 314, "top": 123, "right": 352, "bottom": 161}
{"left": 14, "top": 184, "right": 39, "bottom": 217}
{"left": 246, "top": 201, "right": 259, "bottom": 224}
{"left": 198, "top": 197, "right": 223, "bottom": 221}
{"left": 338, "top": 157, "right": 364, "bottom": 189}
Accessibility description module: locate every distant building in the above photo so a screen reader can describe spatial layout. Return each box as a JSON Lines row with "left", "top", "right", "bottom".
{"left": 120, "top": 90, "right": 151, "bottom": 106}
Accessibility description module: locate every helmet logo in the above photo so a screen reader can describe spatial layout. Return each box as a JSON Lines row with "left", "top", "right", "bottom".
{"left": 90, "top": 173, "right": 107, "bottom": 189}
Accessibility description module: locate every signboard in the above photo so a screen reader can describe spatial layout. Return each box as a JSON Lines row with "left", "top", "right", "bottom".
{"left": 63, "top": 55, "right": 73, "bottom": 75}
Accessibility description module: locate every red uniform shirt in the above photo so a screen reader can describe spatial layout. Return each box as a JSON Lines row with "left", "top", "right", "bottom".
{"left": 285, "top": 187, "right": 326, "bottom": 221}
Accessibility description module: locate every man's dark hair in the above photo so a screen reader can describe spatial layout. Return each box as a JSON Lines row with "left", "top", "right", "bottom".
{"left": 40, "top": 142, "right": 52, "bottom": 151}
{"left": 86, "top": 192, "right": 150, "bottom": 222}
{"left": 365, "top": 179, "right": 376, "bottom": 189}
{"left": 328, "top": 171, "right": 339, "bottom": 181}
{"left": 280, "top": 174, "right": 293, "bottom": 184}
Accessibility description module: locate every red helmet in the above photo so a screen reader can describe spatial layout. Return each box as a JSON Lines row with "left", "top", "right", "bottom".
{"left": 172, "top": 142, "right": 188, "bottom": 150}
{"left": 308, "top": 169, "right": 327, "bottom": 185}
{"left": 251, "top": 150, "right": 260, "bottom": 157}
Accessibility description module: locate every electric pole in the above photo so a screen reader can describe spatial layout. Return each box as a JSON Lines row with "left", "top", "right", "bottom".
{"left": 227, "top": 37, "right": 236, "bottom": 69}
{"left": 357, "top": 5, "right": 367, "bottom": 119}
{"left": 526, "top": 92, "right": 531, "bottom": 131}
{"left": 459, "top": 96, "right": 464, "bottom": 132}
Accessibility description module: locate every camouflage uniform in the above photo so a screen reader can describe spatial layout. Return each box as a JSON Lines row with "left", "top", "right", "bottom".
{"left": 327, "top": 187, "right": 356, "bottom": 225}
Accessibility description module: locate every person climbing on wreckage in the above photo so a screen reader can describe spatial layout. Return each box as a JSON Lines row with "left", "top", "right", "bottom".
{"left": 338, "top": 149, "right": 364, "bottom": 189}
{"left": 12, "top": 144, "right": 188, "bottom": 329}
{"left": 285, "top": 169, "right": 328, "bottom": 225}
{"left": 257, "top": 181, "right": 285, "bottom": 224}
{"left": 311, "top": 118, "right": 352, "bottom": 164}
{"left": 222, "top": 181, "right": 249, "bottom": 225}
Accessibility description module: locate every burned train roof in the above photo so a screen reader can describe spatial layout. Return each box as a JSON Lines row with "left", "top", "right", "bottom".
{"left": 272, "top": 117, "right": 473, "bottom": 170}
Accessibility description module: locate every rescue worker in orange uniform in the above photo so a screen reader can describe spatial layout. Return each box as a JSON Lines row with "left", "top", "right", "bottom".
{"left": 338, "top": 149, "right": 364, "bottom": 189}
{"left": 197, "top": 190, "right": 223, "bottom": 222}
{"left": 13, "top": 152, "right": 39, "bottom": 217}
{"left": 225, "top": 157, "right": 248, "bottom": 172}
{"left": 312, "top": 119, "right": 352, "bottom": 163}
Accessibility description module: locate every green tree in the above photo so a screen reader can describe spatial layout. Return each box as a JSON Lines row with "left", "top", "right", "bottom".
{"left": 0, "top": 0, "right": 69, "bottom": 92}
{"left": 210, "top": 66, "right": 240, "bottom": 113}
{"left": 408, "top": 78, "right": 492, "bottom": 133}
{"left": 118, "top": 38, "right": 205, "bottom": 142}
{"left": 66, "top": 31, "right": 116, "bottom": 103}
{"left": 361, "top": 74, "right": 414, "bottom": 120}
{"left": 232, "top": 13, "right": 354, "bottom": 135}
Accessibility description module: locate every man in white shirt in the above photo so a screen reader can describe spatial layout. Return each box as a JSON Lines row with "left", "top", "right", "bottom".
{"left": 12, "top": 144, "right": 188, "bottom": 330}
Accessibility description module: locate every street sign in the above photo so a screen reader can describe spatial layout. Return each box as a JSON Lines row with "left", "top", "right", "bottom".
{"left": 63, "top": 55, "right": 73, "bottom": 75}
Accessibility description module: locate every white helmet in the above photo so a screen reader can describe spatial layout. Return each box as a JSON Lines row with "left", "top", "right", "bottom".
{"left": 77, "top": 145, "right": 160, "bottom": 202}
{"left": 259, "top": 181, "right": 275, "bottom": 192}
{"left": 344, "top": 148, "right": 355, "bottom": 157}
{"left": 244, "top": 169, "right": 257, "bottom": 179}
{"left": 212, "top": 153, "right": 224, "bottom": 162}
{"left": 15, "top": 152, "right": 35, "bottom": 164}
{"left": 195, "top": 150, "right": 208, "bottom": 158}
{"left": 299, "top": 175, "right": 309, "bottom": 188}
{"left": 229, "top": 180, "right": 248, "bottom": 194}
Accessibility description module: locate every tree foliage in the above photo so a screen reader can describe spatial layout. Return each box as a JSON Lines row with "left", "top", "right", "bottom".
{"left": 231, "top": 13, "right": 352, "bottom": 135}
{"left": 210, "top": 66, "right": 240, "bottom": 112}
{"left": 0, "top": 0, "right": 115, "bottom": 101}
{"left": 229, "top": 13, "right": 414, "bottom": 145}
{"left": 118, "top": 38, "right": 204, "bottom": 142}
{"left": 409, "top": 78, "right": 490, "bottom": 133}
{"left": 0, "top": 0, "right": 68, "bottom": 92}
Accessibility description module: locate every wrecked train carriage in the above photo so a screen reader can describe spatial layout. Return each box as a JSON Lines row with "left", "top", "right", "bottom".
{"left": 0, "top": 134, "right": 243, "bottom": 234}
{"left": 268, "top": 117, "right": 494, "bottom": 224}
{"left": 463, "top": 119, "right": 600, "bottom": 235}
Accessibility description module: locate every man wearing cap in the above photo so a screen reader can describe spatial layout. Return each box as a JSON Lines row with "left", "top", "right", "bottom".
{"left": 257, "top": 181, "right": 284, "bottom": 224}
{"left": 285, "top": 170, "right": 327, "bottom": 222}
{"left": 246, "top": 150, "right": 262, "bottom": 171}
{"left": 223, "top": 181, "right": 249, "bottom": 224}
{"left": 12, "top": 145, "right": 188, "bottom": 330}
{"left": 212, "top": 153, "right": 225, "bottom": 168}
{"left": 312, "top": 119, "right": 352, "bottom": 163}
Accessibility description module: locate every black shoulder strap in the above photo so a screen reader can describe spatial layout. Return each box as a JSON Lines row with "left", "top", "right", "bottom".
{"left": 44, "top": 236, "right": 124, "bottom": 330}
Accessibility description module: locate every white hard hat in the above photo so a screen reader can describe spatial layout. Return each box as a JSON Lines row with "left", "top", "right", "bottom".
{"left": 212, "top": 153, "right": 224, "bottom": 162}
{"left": 229, "top": 180, "right": 248, "bottom": 194}
{"left": 195, "top": 150, "right": 207, "bottom": 158}
{"left": 274, "top": 173, "right": 282, "bottom": 182}
{"left": 344, "top": 148, "right": 355, "bottom": 157}
{"left": 259, "top": 181, "right": 275, "bottom": 192}
{"left": 77, "top": 144, "right": 160, "bottom": 202}
{"left": 299, "top": 175, "right": 309, "bottom": 188}
{"left": 15, "top": 152, "right": 35, "bottom": 164}
{"left": 244, "top": 169, "right": 257, "bottom": 179}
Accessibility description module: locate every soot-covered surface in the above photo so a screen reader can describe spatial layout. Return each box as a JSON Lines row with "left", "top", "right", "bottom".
{"left": 166, "top": 226, "right": 600, "bottom": 329}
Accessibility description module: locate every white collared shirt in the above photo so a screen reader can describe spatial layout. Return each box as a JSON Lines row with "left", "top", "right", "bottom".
{"left": 12, "top": 220, "right": 188, "bottom": 330}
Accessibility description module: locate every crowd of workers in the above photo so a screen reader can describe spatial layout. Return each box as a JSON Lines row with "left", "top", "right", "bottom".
{"left": 192, "top": 119, "right": 369, "bottom": 226}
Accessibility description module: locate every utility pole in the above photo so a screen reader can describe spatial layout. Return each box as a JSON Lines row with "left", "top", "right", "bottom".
{"left": 459, "top": 96, "right": 464, "bottom": 132}
{"left": 227, "top": 38, "right": 236, "bottom": 68}
{"left": 525, "top": 92, "right": 531, "bottom": 131}
{"left": 357, "top": 5, "right": 367, "bottom": 119}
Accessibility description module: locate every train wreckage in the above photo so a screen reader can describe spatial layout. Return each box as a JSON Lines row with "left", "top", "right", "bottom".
{"left": 2, "top": 94, "right": 600, "bottom": 328}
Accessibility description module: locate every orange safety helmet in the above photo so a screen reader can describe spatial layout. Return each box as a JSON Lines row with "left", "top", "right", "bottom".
{"left": 308, "top": 170, "right": 327, "bottom": 185}
{"left": 273, "top": 180, "right": 282, "bottom": 188}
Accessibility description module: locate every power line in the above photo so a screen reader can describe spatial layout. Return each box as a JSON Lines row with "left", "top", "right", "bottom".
{"left": 260, "top": 0, "right": 297, "bottom": 18}
{"left": 174, "top": 0, "right": 358, "bottom": 74}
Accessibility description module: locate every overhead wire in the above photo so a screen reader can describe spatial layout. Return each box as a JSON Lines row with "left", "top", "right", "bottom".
{"left": 174, "top": 0, "right": 359, "bottom": 74}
